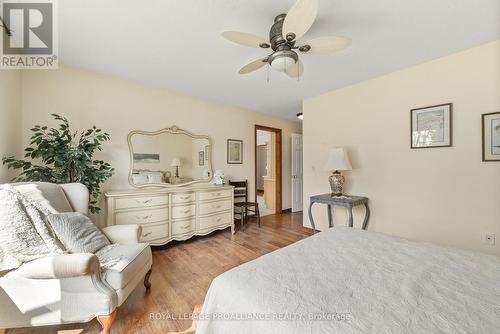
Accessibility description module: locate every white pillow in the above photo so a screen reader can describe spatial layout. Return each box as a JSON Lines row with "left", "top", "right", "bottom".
{"left": 47, "top": 212, "right": 110, "bottom": 254}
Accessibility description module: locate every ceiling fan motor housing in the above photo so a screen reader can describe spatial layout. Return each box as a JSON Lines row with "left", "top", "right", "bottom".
{"left": 270, "top": 14, "right": 295, "bottom": 51}
{"left": 267, "top": 14, "right": 298, "bottom": 71}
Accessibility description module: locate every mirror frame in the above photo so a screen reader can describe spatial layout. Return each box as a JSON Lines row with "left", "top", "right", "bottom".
{"left": 127, "top": 125, "right": 214, "bottom": 188}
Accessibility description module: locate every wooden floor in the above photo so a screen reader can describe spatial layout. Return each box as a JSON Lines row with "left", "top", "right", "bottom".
{"left": 9, "top": 212, "right": 310, "bottom": 334}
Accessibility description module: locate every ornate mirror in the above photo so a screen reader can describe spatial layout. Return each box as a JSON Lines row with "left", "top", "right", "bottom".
{"left": 127, "top": 126, "right": 213, "bottom": 188}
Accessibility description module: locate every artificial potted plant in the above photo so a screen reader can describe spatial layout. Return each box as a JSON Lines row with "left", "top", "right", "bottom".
{"left": 2, "top": 114, "right": 114, "bottom": 214}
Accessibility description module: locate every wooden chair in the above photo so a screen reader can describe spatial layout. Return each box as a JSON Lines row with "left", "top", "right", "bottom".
{"left": 229, "top": 180, "right": 261, "bottom": 230}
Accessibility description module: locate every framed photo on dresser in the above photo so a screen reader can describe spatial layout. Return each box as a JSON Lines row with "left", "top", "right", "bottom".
{"left": 482, "top": 111, "right": 500, "bottom": 161}
{"left": 411, "top": 103, "right": 452, "bottom": 149}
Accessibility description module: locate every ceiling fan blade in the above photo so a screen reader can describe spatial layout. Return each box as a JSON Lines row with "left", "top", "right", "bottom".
{"left": 286, "top": 60, "right": 304, "bottom": 78}
{"left": 282, "top": 0, "right": 318, "bottom": 41}
{"left": 239, "top": 58, "right": 268, "bottom": 74}
{"left": 222, "top": 31, "right": 269, "bottom": 48}
{"left": 301, "top": 36, "right": 351, "bottom": 54}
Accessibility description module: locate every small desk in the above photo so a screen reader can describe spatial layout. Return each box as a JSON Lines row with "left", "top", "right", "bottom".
{"left": 308, "top": 194, "right": 370, "bottom": 234}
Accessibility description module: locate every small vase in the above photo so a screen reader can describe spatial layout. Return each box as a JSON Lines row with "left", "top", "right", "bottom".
{"left": 329, "top": 171, "right": 345, "bottom": 196}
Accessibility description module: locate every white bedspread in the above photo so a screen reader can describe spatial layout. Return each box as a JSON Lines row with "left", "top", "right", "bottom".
{"left": 197, "top": 227, "right": 500, "bottom": 334}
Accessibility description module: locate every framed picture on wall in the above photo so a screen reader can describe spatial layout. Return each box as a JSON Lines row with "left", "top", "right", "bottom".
{"left": 411, "top": 103, "right": 452, "bottom": 149}
{"left": 199, "top": 151, "right": 204, "bottom": 166}
{"left": 227, "top": 139, "right": 243, "bottom": 164}
{"left": 482, "top": 111, "right": 500, "bottom": 161}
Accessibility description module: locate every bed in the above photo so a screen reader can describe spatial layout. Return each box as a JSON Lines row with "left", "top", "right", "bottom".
{"left": 197, "top": 227, "right": 500, "bottom": 334}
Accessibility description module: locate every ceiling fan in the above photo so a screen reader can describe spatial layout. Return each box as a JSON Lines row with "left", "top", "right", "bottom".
{"left": 222, "top": 0, "right": 351, "bottom": 78}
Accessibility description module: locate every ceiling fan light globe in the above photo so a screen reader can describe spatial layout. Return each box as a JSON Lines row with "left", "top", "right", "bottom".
{"left": 271, "top": 56, "right": 296, "bottom": 72}
{"left": 268, "top": 50, "right": 299, "bottom": 73}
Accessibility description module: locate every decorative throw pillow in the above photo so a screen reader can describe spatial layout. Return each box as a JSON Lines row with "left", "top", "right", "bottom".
{"left": 47, "top": 212, "right": 110, "bottom": 254}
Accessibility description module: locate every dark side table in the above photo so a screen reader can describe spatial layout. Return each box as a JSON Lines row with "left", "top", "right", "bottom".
{"left": 308, "top": 194, "right": 370, "bottom": 234}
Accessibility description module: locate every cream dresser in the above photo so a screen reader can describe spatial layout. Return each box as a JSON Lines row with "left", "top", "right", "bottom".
{"left": 105, "top": 185, "right": 234, "bottom": 246}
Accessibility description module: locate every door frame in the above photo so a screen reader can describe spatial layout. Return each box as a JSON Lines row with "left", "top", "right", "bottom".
{"left": 291, "top": 133, "right": 303, "bottom": 212}
{"left": 254, "top": 125, "right": 282, "bottom": 214}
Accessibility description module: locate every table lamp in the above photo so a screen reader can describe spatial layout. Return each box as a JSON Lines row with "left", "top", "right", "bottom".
{"left": 171, "top": 157, "right": 181, "bottom": 178}
{"left": 323, "top": 148, "right": 352, "bottom": 196}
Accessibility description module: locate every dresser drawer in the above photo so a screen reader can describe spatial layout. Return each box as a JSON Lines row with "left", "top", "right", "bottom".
{"left": 115, "top": 196, "right": 168, "bottom": 210}
{"left": 199, "top": 212, "right": 232, "bottom": 230}
{"left": 198, "top": 199, "right": 232, "bottom": 216}
{"left": 172, "top": 192, "right": 196, "bottom": 204}
{"left": 172, "top": 204, "right": 196, "bottom": 219}
{"left": 140, "top": 222, "right": 169, "bottom": 242}
{"left": 198, "top": 189, "right": 232, "bottom": 201}
{"left": 115, "top": 208, "right": 168, "bottom": 225}
{"left": 171, "top": 219, "right": 196, "bottom": 236}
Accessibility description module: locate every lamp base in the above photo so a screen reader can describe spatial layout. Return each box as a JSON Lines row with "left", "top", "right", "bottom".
{"left": 329, "top": 171, "right": 345, "bottom": 196}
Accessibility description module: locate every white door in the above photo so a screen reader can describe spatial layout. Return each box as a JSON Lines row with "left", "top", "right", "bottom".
{"left": 291, "top": 133, "right": 303, "bottom": 212}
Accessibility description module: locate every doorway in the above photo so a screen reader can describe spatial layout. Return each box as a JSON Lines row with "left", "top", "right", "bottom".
{"left": 255, "top": 125, "right": 282, "bottom": 216}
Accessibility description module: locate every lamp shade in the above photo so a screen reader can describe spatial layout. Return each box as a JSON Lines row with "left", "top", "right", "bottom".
{"left": 171, "top": 157, "right": 181, "bottom": 167}
{"left": 323, "top": 148, "right": 352, "bottom": 171}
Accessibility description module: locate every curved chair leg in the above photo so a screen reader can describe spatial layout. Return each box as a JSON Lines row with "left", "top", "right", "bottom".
{"left": 144, "top": 268, "right": 152, "bottom": 289}
{"left": 97, "top": 310, "right": 117, "bottom": 334}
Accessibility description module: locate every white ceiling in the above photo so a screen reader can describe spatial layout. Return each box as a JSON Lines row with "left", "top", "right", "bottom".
{"left": 59, "top": 0, "right": 500, "bottom": 121}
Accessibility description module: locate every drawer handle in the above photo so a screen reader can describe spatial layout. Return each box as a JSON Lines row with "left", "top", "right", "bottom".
{"left": 213, "top": 205, "right": 222, "bottom": 209}
{"left": 142, "top": 232, "right": 152, "bottom": 238}
{"left": 137, "top": 199, "right": 153, "bottom": 204}
{"left": 136, "top": 214, "right": 153, "bottom": 220}
{"left": 181, "top": 196, "right": 191, "bottom": 200}
{"left": 182, "top": 224, "right": 191, "bottom": 229}
{"left": 213, "top": 192, "right": 222, "bottom": 196}
{"left": 182, "top": 209, "right": 191, "bottom": 214}
{"left": 216, "top": 218, "right": 222, "bottom": 222}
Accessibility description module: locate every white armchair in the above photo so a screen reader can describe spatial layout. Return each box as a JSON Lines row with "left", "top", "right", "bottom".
{"left": 0, "top": 182, "right": 153, "bottom": 333}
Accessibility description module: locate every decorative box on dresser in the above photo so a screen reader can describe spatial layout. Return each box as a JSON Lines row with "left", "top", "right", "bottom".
{"left": 105, "top": 185, "right": 234, "bottom": 246}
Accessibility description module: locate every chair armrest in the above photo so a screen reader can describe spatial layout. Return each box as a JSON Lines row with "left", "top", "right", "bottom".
{"left": 15, "top": 253, "right": 99, "bottom": 279}
{"left": 102, "top": 225, "right": 142, "bottom": 244}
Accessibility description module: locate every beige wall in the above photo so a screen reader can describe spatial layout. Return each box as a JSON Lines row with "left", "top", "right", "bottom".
{"left": 303, "top": 40, "right": 500, "bottom": 255}
{"left": 0, "top": 71, "right": 22, "bottom": 183}
{"left": 21, "top": 66, "right": 301, "bottom": 222}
